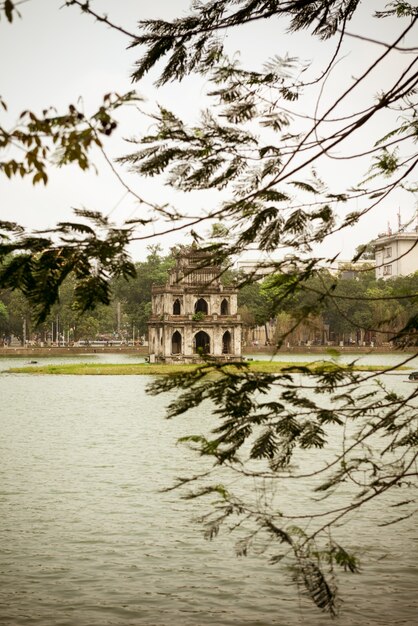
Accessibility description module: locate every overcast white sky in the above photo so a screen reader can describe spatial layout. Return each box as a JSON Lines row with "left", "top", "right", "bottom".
{"left": 1, "top": 0, "right": 417, "bottom": 262}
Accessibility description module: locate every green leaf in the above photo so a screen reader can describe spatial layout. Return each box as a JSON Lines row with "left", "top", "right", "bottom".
{"left": 289, "top": 180, "right": 319, "bottom": 194}
{"left": 4, "top": 0, "right": 15, "bottom": 22}
{"left": 32, "top": 171, "right": 48, "bottom": 185}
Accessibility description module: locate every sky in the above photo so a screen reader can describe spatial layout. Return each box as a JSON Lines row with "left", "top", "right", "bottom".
{"left": 1, "top": 0, "right": 417, "bottom": 263}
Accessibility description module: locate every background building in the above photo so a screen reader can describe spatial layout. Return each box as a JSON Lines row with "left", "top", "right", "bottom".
{"left": 373, "top": 229, "right": 418, "bottom": 279}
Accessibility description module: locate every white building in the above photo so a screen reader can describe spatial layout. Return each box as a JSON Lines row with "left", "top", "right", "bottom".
{"left": 236, "top": 259, "right": 277, "bottom": 279}
{"left": 373, "top": 229, "right": 418, "bottom": 280}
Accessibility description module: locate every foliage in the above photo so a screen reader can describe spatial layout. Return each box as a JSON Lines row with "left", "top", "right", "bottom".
{"left": 238, "top": 282, "right": 272, "bottom": 327}
{"left": 237, "top": 267, "right": 418, "bottom": 347}
{"left": 354, "top": 242, "right": 376, "bottom": 261}
{"left": 1, "top": 90, "right": 138, "bottom": 184}
{"left": 0, "top": 245, "right": 173, "bottom": 342}
{"left": 2, "top": 265, "right": 415, "bottom": 348}
{"left": 121, "top": 0, "right": 417, "bottom": 614}
{"left": 192, "top": 311, "right": 206, "bottom": 321}
{"left": 2, "top": 0, "right": 418, "bottom": 616}
{"left": 148, "top": 354, "right": 416, "bottom": 615}
{"left": 0, "top": 287, "right": 31, "bottom": 341}
{"left": 128, "top": 0, "right": 362, "bottom": 85}
{"left": 0, "top": 299, "right": 8, "bottom": 332}
{"left": 0, "top": 210, "right": 138, "bottom": 324}
{"left": 0, "top": 0, "right": 19, "bottom": 23}
{"left": 112, "top": 245, "right": 174, "bottom": 335}
{"left": 1, "top": 78, "right": 142, "bottom": 321}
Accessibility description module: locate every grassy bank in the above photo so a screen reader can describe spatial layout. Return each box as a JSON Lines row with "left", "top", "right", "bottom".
{"left": 4, "top": 361, "right": 406, "bottom": 376}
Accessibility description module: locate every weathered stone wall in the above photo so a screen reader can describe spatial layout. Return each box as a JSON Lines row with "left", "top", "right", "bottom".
{"left": 148, "top": 252, "right": 242, "bottom": 362}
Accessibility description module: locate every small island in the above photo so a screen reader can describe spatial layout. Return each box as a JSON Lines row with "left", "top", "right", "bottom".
{"left": 5, "top": 360, "right": 404, "bottom": 376}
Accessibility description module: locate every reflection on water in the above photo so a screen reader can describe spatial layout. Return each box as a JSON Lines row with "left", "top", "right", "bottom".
{"left": 0, "top": 355, "right": 417, "bottom": 625}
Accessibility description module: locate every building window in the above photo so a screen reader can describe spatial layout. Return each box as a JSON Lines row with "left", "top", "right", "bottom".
{"left": 222, "top": 331, "right": 232, "bottom": 354}
{"left": 383, "top": 265, "right": 392, "bottom": 276}
{"left": 194, "top": 331, "right": 210, "bottom": 354}
{"left": 220, "top": 298, "right": 229, "bottom": 315}
{"left": 385, "top": 247, "right": 392, "bottom": 258}
{"left": 194, "top": 298, "right": 208, "bottom": 314}
{"left": 173, "top": 299, "right": 181, "bottom": 315}
{"left": 171, "top": 331, "right": 182, "bottom": 354}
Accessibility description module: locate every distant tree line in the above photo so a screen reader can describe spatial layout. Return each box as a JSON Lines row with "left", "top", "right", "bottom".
{"left": 1, "top": 246, "right": 416, "bottom": 348}
{"left": 239, "top": 268, "right": 418, "bottom": 347}
{"left": 0, "top": 245, "right": 173, "bottom": 345}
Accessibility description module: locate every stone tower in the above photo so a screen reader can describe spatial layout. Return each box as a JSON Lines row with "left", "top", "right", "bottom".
{"left": 148, "top": 249, "right": 242, "bottom": 363}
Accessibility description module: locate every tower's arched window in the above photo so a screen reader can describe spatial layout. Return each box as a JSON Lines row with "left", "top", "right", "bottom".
{"left": 222, "top": 331, "right": 232, "bottom": 354}
{"left": 173, "top": 299, "right": 181, "bottom": 315}
{"left": 194, "top": 331, "right": 210, "bottom": 354}
{"left": 220, "top": 298, "right": 229, "bottom": 315}
{"left": 171, "top": 331, "right": 182, "bottom": 354}
{"left": 194, "top": 298, "right": 208, "bottom": 314}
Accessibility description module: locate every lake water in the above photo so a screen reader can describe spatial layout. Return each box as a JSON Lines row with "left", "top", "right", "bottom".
{"left": 1, "top": 353, "right": 417, "bottom": 625}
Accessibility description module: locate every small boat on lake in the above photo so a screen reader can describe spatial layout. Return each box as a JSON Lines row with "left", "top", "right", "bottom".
{"left": 407, "top": 371, "right": 418, "bottom": 382}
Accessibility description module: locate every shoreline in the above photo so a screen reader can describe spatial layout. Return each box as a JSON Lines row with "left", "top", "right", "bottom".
{"left": 0, "top": 345, "right": 414, "bottom": 358}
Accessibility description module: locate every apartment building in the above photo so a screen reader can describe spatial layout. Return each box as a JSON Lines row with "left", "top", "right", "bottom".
{"left": 373, "top": 229, "right": 418, "bottom": 279}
